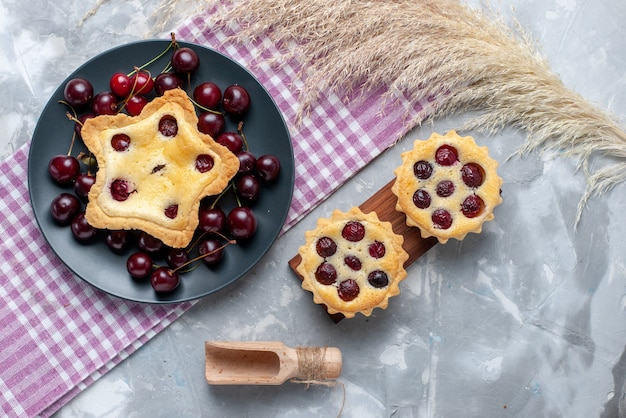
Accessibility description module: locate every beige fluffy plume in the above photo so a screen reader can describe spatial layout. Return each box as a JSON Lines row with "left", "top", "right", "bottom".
{"left": 202, "top": 0, "right": 626, "bottom": 222}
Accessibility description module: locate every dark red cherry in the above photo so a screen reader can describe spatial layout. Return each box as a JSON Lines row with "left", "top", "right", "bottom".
{"left": 342, "top": 221, "right": 365, "bottom": 242}
{"left": 110, "top": 72, "right": 131, "bottom": 98}
{"left": 111, "top": 133, "right": 131, "bottom": 151}
{"left": 222, "top": 84, "right": 250, "bottom": 117}
{"left": 316, "top": 237, "right": 337, "bottom": 258}
{"left": 435, "top": 144, "right": 458, "bottom": 166}
{"left": 195, "top": 154, "right": 215, "bottom": 173}
{"left": 315, "top": 262, "right": 337, "bottom": 285}
{"left": 227, "top": 207, "right": 257, "bottom": 240}
{"left": 50, "top": 193, "right": 81, "bottom": 225}
{"left": 338, "top": 279, "right": 360, "bottom": 301}
{"left": 432, "top": 209, "right": 453, "bottom": 229}
{"left": 237, "top": 151, "right": 256, "bottom": 175}
{"left": 125, "top": 95, "right": 149, "bottom": 116}
{"left": 48, "top": 155, "right": 80, "bottom": 185}
{"left": 154, "top": 72, "right": 183, "bottom": 96}
{"left": 92, "top": 91, "right": 118, "bottom": 115}
{"left": 74, "top": 172, "right": 95, "bottom": 198}
{"left": 193, "top": 82, "right": 222, "bottom": 109}
{"left": 158, "top": 115, "right": 178, "bottom": 137}
{"left": 75, "top": 113, "right": 95, "bottom": 139}
{"left": 70, "top": 211, "right": 97, "bottom": 242}
{"left": 150, "top": 267, "right": 180, "bottom": 293}
{"left": 127, "top": 252, "right": 153, "bottom": 279}
{"left": 368, "top": 270, "right": 389, "bottom": 288}
{"left": 216, "top": 132, "right": 244, "bottom": 154}
{"left": 198, "top": 238, "right": 225, "bottom": 265}
{"left": 199, "top": 207, "right": 226, "bottom": 233}
{"left": 413, "top": 160, "right": 433, "bottom": 179}
{"left": 106, "top": 230, "right": 130, "bottom": 253}
{"left": 461, "top": 163, "right": 485, "bottom": 188}
{"left": 164, "top": 204, "right": 178, "bottom": 219}
{"left": 64, "top": 77, "right": 93, "bottom": 108}
{"left": 197, "top": 112, "right": 225, "bottom": 137}
{"left": 436, "top": 180, "right": 455, "bottom": 197}
{"left": 129, "top": 71, "right": 154, "bottom": 95}
{"left": 461, "top": 195, "right": 484, "bottom": 218}
{"left": 171, "top": 47, "right": 200, "bottom": 74}
{"left": 255, "top": 154, "right": 281, "bottom": 183}
{"left": 368, "top": 241, "right": 386, "bottom": 259}
{"left": 344, "top": 256, "right": 362, "bottom": 271}
{"left": 137, "top": 232, "right": 164, "bottom": 254}
{"left": 110, "top": 179, "right": 134, "bottom": 201}
{"left": 235, "top": 174, "right": 261, "bottom": 204}
{"left": 166, "top": 248, "right": 189, "bottom": 269}
{"left": 413, "top": 189, "right": 431, "bottom": 209}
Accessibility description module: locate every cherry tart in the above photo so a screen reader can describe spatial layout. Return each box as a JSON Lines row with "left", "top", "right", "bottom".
{"left": 297, "top": 207, "right": 409, "bottom": 318}
{"left": 81, "top": 88, "right": 239, "bottom": 248}
{"left": 391, "top": 130, "right": 503, "bottom": 244}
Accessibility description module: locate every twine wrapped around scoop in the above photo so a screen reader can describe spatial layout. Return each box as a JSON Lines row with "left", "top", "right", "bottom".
{"left": 203, "top": 0, "right": 626, "bottom": 223}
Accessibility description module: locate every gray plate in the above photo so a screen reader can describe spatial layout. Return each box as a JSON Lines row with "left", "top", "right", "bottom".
{"left": 28, "top": 40, "right": 294, "bottom": 303}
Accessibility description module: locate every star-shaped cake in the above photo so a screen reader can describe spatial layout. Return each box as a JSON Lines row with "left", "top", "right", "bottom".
{"left": 81, "top": 88, "right": 239, "bottom": 248}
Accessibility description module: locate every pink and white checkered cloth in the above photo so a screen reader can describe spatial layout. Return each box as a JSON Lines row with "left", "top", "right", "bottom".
{"left": 0, "top": 7, "right": 433, "bottom": 418}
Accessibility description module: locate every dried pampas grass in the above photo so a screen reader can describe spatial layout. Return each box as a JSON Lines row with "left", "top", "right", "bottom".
{"left": 204, "top": 0, "right": 626, "bottom": 222}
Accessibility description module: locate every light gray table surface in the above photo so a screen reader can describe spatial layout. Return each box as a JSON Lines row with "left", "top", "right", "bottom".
{"left": 2, "top": 0, "right": 626, "bottom": 417}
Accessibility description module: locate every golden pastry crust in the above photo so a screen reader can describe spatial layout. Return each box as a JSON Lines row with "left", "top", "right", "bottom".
{"left": 391, "top": 130, "right": 502, "bottom": 244}
{"left": 297, "top": 207, "right": 409, "bottom": 318}
{"left": 81, "top": 88, "right": 239, "bottom": 248}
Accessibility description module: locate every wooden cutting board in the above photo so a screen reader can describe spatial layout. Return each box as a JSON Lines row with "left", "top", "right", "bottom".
{"left": 288, "top": 178, "right": 438, "bottom": 322}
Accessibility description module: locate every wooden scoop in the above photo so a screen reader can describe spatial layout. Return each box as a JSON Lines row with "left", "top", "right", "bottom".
{"left": 205, "top": 341, "right": 342, "bottom": 385}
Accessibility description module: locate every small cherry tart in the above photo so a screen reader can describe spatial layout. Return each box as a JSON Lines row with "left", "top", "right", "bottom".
{"left": 391, "top": 130, "right": 503, "bottom": 243}
{"left": 296, "top": 207, "right": 409, "bottom": 318}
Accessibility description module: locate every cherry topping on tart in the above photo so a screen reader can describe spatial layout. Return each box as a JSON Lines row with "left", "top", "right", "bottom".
{"left": 368, "top": 241, "right": 386, "bottom": 258}
{"left": 316, "top": 237, "right": 337, "bottom": 258}
{"left": 338, "top": 279, "right": 360, "bottom": 302}
{"left": 435, "top": 144, "right": 458, "bottom": 166}
{"left": 344, "top": 255, "right": 362, "bottom": 271}
{"left": 436, "top": 180, "right": 455, "bottom": 197}
{"left": 164, "top": 204, "right": 178, "bottom": 219}
{"left": 461, "top": 163, "right": 485, "bottom": 188}
{"left": 413, "top": 160, "right": 433, "bottom": 179}
{"left": 110, "top": 179, "right": 134, "bottom": 201}
{"left": 461, "top": 195, "right": 484, "bottom": 218}
{"left": 342, "top": 221, "right": 365, "bottom": 242}
{"left": 432, "top": 209, "right": 453, "bottom": 229}
{"left": 315, "top": 262, "right": 337, "bottom": 285}
{"left": 195, "top": 154, "right": 214, "bottom": 173}
{"left": 111, "top": 133, "right": 131, "bottom": 151}
{"left": 368, "top": 270, "right": 389, "bottom": 288}
{"left": 413, "top": 189, "right": 431, "bottom": 209}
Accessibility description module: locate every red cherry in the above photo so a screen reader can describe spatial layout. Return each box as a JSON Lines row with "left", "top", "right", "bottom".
{"left": 150, "top": 267, "right": 180, "bottom": 292}
{"left": 92, "top": 91, "right": 118, "bottom": 115}
{"left": 50, "top": 193, "right": 81, "bottom": 225}
{"left": 125, "top": 95, "right": 149, "bottom": 116}
{"left": 110, "top": 72, "right": 132, "bottom": 98}
{"left": 197, "top": 112, "right": 225, "bottom": 137}
{"left": 127, "top": 252, "right": 153, "bottom": 279}
{"left": 70, "top": 211, "right": 97, "bottom": 242}
{"left": 227, "top": 207, "right": 257, "bottom": 240}
{"left": 48, "top": 155, "right": 80, "bottom": 185}
{"left": 193, "top": 82, "right": 222, "bottom": 109}
{"left": 198, "top": 238, "right": 225, "bottom": 265}
{"left": 129, "top": 71, "right": 154, "bottom": 95}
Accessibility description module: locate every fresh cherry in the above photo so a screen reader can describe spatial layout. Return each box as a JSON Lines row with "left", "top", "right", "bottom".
{"left": 198, "top": 238, "right": 225, "bottom": 265}
{"left": 50, "top": 193, "right": 81, "bottom": 225}
{"left": 193, "top": 82, "right": 222, "bottom": 109}
{"left": 125, "top": 95, "right": 149, "bottom": 116}
{"left": 166, "top": 248, "right": 189, "bottom": 269}
{"left": 235, "top": 174, "right": 261, "bottom": 204}
{"left": 70, "top": 211, "right": 97, "bottom": 242}
{"left": 110, "top": 72, "right": 132, "bottom": 98}
{"left": 197, "top": 112, "right": 225, "bottom": 137}
{"left": 154, "top": 72, "right": 183, "bottom": 96}
{"left": 237, "top": 151, "right": 256, "bottom": 175}
{"left": 222, "top": 84, "right": 250, "bottom": 117}
{"left": 137, "top": 231, "right": 164, "bottom": 254}
{"left": 106, "top": 230, "right": 131, "bottom": 253}
{"left": 198, "top": 207, "right": 226, "bottom": 233}
{"left": 216, "top": 132, "right": 244, "bottom": 154}
{"left": 92, "top": 91, "right": 118, "bottom": 115}
{"left": 75, "top": 113, "right": 95, "bottom": 139}
{"left": 227, "top": 207, "right": 257, "bottom": 240}
{"left": 74, "top": 172, "right": 95, "bottom": 198}
{"left": 255, "top": 154, "right": 281, "bottom": 183}
{"left": 171, "top": 47, "right": 199, "bottom": 74}
{"left": 127, "top": 252, "right": 153, "bottom": 279}
{"left": 150, "top": 267, "right": 180, "bottom": 292}
{"left": 48, "top": 155, "right": 80, "bottom": 185}
{"left": 64, "top": 77, "right": 94, "bottom": 108}
{"left": 129, "top": 71, "right": 154, "bottom": 95}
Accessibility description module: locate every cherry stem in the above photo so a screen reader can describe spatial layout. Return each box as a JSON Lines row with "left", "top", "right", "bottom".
{"left": 188, "top": 94, "right": 224, "bottom": 115}
{"left": 171, "top": 237, "right": 236, "bottom": 274}
{"left": 63, "top": 111, "right": 78, "bottom": 156}
{"left": 209, "top": 183, "right": 233, "bottom": 209}
{"left": 128, "top": 40, "right": 176, "bottom": 77}
{"left": 237, "top": 121, "right": 250, "bottom": 151}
